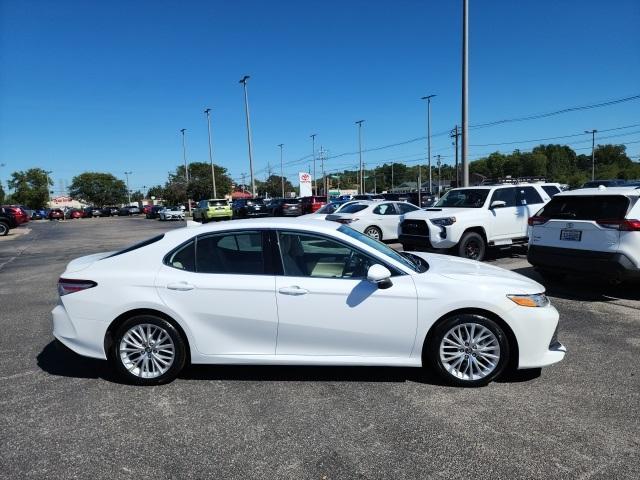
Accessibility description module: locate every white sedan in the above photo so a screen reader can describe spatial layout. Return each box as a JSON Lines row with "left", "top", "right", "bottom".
{"left": 158, "top": 206, "right": 185, "bottom": 221}
{"left": 326, "top": 200, "right": 421, "bottom": 241}
{"left": 52, "top": 218, "right": 565, "bottom": 387}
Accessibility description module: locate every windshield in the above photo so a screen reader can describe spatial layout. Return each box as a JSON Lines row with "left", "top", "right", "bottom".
{"left": 338, "top": 203, "right": 369, "bottom": 214}
{"left": 434, "top": 189, "right": 490, "bottom": 208}
{"left": 338, "top": 225, "right": 425, "bottom": 273}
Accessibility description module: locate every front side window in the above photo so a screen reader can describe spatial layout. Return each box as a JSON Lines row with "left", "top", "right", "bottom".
{"left": 490, "top": 188, "right": 517, "bottom": 208}
{"left": 278, "top": 231, "right": 375, "bottom": 279}
{"left": 197, "top": 231, "right": 264, "bottom": 274}
{"left": 372, "top": 203, "right": 397, "bottom": 215}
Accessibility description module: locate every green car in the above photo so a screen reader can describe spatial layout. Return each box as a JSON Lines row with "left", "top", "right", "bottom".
{"left": 193, "top": 199, "right": 232, "bottom": 222}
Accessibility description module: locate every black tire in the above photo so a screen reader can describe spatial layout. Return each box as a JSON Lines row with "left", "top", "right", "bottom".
{"left": 458, "top": 231, "right": 486, "bottom": 261}
{"left": 536, "top": 269, "right": 566, "bottom": 283}
{"left": 0, "top": 222, "right": 8, "bottom": 236}
{"left": 426, "top": 313, "right": 510, "bottom": 387}
{"left": 110, "top": 315, "right": 187, "bottom": 386}
{"left": 364, "top": 225, "right": 383, "bottom": 241}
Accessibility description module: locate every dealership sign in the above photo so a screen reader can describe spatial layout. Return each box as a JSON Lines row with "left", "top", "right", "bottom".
{"left": 299, "top": 172, "right": 313, "bottom": 197}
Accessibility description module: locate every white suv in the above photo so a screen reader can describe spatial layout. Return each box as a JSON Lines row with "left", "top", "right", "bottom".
{"left": 399, "top": 183, "right": 561, "bottom": 261}
{"left": 527, "top": 186, "right": 640, "bottom": 283}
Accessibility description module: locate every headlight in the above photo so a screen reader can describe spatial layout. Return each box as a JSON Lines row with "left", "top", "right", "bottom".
{"left": 430, "top": 217, "right": 456, "bottom": 227}
{"left": 507, "top": 293, "right": 550, "bottom": 308}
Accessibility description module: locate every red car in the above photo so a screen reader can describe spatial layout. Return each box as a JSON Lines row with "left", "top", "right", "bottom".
{"left": 142, "top": 204, "right": 154, "bottom": 215}
{"left": 1, "top": 206, "right": 29, "bottom": 224}
{"left": 68, "top": 209, "right": 84, "bottom": 219}
{"left": 300, "top": 196, "right": 327, "bottom": 214}
{"left": 48, "top": 209, "right": 65, "bottom": 220}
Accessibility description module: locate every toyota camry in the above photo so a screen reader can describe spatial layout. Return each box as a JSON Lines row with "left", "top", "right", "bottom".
{"left": 52, "top": 218, "right": 565, "bottom": 387}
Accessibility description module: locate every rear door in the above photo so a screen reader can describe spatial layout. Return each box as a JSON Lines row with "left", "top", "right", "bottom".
{"left": 529, "top": 195, "right": 630, "bottom": 252}
{"left": 516, "top": 186, "right": 546, "bottom": 237}
{"left": 370, "top": 203, "right": 403, "bottom": 239}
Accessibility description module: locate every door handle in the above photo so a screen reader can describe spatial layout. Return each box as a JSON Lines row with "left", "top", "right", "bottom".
{"left": 167, "top": 282, "right": 195, "bottom": 291}
{"left": 278, "top": 286, "right": 309, "bottom": 296}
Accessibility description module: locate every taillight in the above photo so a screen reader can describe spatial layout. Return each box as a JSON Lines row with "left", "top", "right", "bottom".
{"left": 58, "top": 278, "right": 97, "bottom": 296}
{"left": 597, "top": 219, "right": 640, "bottom": 231}
{"left": 528, "top": 216, "right": 549, "bottom": 226}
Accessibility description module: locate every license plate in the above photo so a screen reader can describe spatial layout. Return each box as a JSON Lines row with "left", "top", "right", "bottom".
{"left": 560, "top": 229, "right": 582, "bottom": 241}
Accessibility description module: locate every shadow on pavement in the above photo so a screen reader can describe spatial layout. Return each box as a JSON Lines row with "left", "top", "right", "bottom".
{"left": 37, "top": 340, "right": 115, "bottom": 381}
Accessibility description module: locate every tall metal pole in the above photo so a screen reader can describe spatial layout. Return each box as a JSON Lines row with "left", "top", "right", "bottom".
{"left": 451, "top": 125, "right": 460, "bottom": 187}
{"left": 461, "top": 0, "right": 469, "bottom": 186}
{"left": 391, "top": 163, "right": 394, "bottom": 191}
{"left": 124, "top": 171, "right": 132, "bottom": 205}
{"left": 204, "top": 108, "right": 217, "bottom": 198}
{"left": 241, "top": 173, "right": 247, "bottom": 193}
{"left": 278, "top": 144, "right": 284, "bottom": 197}
{"left": 320, "top": 146, "right": 326, "bottom": 200}
{"left": 356, "top": 120, "right": 364, "bottom": 194}
{"left": 45, "top": 169, "right": 52, "bottom": 207}
{"left": 585, "top": 129, "right": 597, "bottom": 181}
{"left": 180, "top": 128, "right": 191, "bottom": 215}
{"left": 436, "top": 155, "right": 442, "bottom": 196}
{"left": 310, "top": 134, "right": 317, "bottom": 195}
{"left": 421, "top": 95, "right": 436, "bottom": 196}
{"left": 239, "top": 75, "right": 256, "bottom": 197}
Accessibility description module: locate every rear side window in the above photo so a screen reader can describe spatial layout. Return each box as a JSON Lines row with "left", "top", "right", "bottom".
{"left": 167, "top": 241, "right": 196, "bottom": 271}
{"left": 518, "top": 187, "right": 543, "bottom": 205}
{"left": 339, "top": 204, "right": 369, "bottom": 214}
{"left": 107, "top": 234, "right": 165, "bottom": 259}
{"left": 396, "top": 203, "right": 420, "bottom": 214}
{"left": 538, "top": 195, "right": 630, "bottom": 221}
{"left": 542, "top": 185, "right": 560, "bottom": 197}
{"left": 196, "top": 232, "right": 264, "bottom": 274}
{"left": 372, "top": 203, "right": 397, "bottom": 215}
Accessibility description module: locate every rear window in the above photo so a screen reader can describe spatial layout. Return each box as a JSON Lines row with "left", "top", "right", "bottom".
{"left": 283, "top": 199, "right": 300, "bottom": 204}
{"left": 246, "top": 199, "right": 264, "bottom": 205}
{"left": 208, "top": 200, "right": 228, "bottom": 207}
{"left": 537, "top": 195, "right": 631, "bottom": 221}
{"left": 339, "top": 204, "right": 369, "bottom": 214}
{"left": 107, "top": 234, "right": 165, "bottom": 258}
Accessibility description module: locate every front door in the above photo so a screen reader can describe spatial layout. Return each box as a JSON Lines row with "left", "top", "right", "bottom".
{"left": 155, "top": 230, "right": 278, "bottom": 355}
{"left": 488, "top": 187, "right": 520, "bottom": 239}
{"left": 273, "top": 230, "right": 418, "bottom": 357}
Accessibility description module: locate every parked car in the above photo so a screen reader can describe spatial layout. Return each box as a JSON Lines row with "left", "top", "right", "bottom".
{"left": 299, "top": 200, "right": 359, "bottom": 220}
{"left": 146, "top": 205, "right": 165, "bottom": 219}
{"left": 142, "top": 205, "right": 154, "bottom": 216}
{"left": 327, "top": 200, "right": 420, "bottom": 241}
{"left": 300, "top": 196, "right": 327, "bottom": 214}
{"left": 100, "top": 206, "right": 119, "bottom": 217}
{"left": 399, "top": 183, "right": 560, "bottom": 261}
{"left": 31, "top": 209, "right": 48, "bottom": 220}
{"left": 67, "top": 208, "right": 85, "bottom": 219}
{"left": 231, "top": 198, "right": 269, "bottom": 218}
{"left": 269, "top": 198, "right": 302, "bottom": 217}
{"left": 352, "top": 194, "right": 384, "bottom": 202}
{"left": 193, "top": 199, "right": 232, "bottom": 223}
{"left": 2, "top": 206, "right": 29, "bottom": 224}
{"left": 52, "top": 217, "right": 565, "bottom": 386}
{"left": 405, "top": 192, "right": 438, "bottom": 208}
{"left": 527, "top": 186, "right": 640, "bottom": 283}
{"left": 0, "top": 206, "right": 19, "bottom": 236}
{"left": 86, "top": 206, "right": 103, "bottom": 217}
{"left": 48, "top": 208, "right": 65, "bottom": 220}
{"left": 580, "top": 179, "right": 626, "bottom": 189}
{"left": 158, "top": 206, "right": 185, "bottom": 221}
{"left": 117, "top": 207, "right": 134, "bottom": 216}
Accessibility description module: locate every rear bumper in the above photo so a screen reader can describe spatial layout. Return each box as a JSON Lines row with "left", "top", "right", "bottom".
{"left": 528, "top": 245, "right": 640, "bottom": 279}
{"left": 52, "top": 304, "right": 107, "bottom": 359}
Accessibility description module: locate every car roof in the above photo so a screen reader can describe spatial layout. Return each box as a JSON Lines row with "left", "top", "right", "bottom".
{"left": 556, "top": 186, "right": 640, "bottom": 197}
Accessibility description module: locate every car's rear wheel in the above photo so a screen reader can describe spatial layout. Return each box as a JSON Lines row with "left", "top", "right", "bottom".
{"left": 458, "top": 231, "right": 486, "bottom": 261}
{"left": 0, "top": 222, "right": 8, "bottom": 236}
{"left": 110, "top": 315, "right": 186, "bottom": 386}
{"left": 427, "top": 313, "right": 509, "bottom": 387}
{"left": 364, "top": 226, "right": 382, "bottom": 241}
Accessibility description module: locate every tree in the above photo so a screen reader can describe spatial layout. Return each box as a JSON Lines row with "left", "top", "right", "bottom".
{"left": 146, "top": 185, "right": 165, "bottom": 199}
{"left": 257, "top": 175, "right": 295, "bottom": 197}
{"left": 0, "top": 183, "right": 5, "bottom": 204}
{"left": 69, "top": 172, "right": 127, "bottom": 206}
{"left": 7, "top": 168, "right": 52, "bottom": 208}
{"left": 130, "top": 190, "right": 144, "bottom": 202}
{"left": 163, "top": 162, "right": 233, "bottom": 204}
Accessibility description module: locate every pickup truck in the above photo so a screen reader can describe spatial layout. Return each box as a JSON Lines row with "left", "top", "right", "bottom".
{"left": 399, "top": 183, "right": 561, "bottom": 261}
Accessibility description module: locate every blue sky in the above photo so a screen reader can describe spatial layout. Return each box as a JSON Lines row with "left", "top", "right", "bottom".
{"left": 1, "top": 0, "right": 639, "bottom": 194}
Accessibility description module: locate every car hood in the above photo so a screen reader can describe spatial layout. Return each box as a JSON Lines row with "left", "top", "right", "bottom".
{"left": 65, "top": 251, "right": 116, "bottom": 273}
{"left": 404, "top": 207, "right": 480, "bottom": 219}
{"left": 408, "top": 251, "right": 545, "bottom": 295}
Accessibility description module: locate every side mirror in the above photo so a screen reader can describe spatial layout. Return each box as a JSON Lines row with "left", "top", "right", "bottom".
{"left": 490, "top": 200, "right": 506, "bottom": 209}
{"left": 367, "top": 264, "right": 393, "bottom": 289}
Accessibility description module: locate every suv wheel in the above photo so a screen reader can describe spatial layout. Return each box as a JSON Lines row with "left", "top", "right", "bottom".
{"left": 0, "top": 222, "right": 8, "bottom": 236}
{"left": 110, "top": 315, "right": 187, "bottom": 386}
{"left": 458, "top": 231, "right": 486, "bottom": 261}
{"left": 427, "top": 313, "right": 509, "bottom": 387}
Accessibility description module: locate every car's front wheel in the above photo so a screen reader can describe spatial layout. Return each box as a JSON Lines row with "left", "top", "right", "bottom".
{"left": 458, "top": 231, "right": 486, "bottom": 261}
{"left": 110, "top": 315, "right": 187, "bottom": 385}
{"left": 0, "top": 222, "right": 8, "bottom": 236}
{"left": 427, "top": 313, "right": 509, "bottom": 387}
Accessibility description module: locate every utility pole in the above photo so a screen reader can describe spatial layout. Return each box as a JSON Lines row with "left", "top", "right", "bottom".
{"left": 180, "top": 128, "right": 191, "bottom": 215}
{"left": 391, "top": 163, "right": 394, "bottom": 192}
{"left": 462, "top": 0, "right": 470, "bottom": 186}
{"left": 44, "top": 169, "right": 52, "bottom": 207}
{"left": 278, "top": 144, "right": 284, "bottom": 197}
{"left": 239, "top": 75, "right": 256, "bottom": 196}
{"left": 241, "top": 173, "right": 247, "bottom": 193}
{"left": 124, "top": 171, "right": 132, "bottom": 205}
{"left": 436, "top": 155, "right": 442, "bottom": 196}
{"left": 204, "top": 108, "right": 217, "bottom": 198}
{"left": 373, "top": 169, "right": 377, "bottom": 194}
{"left": 356, "top": 120, "right": 365, "bottom": 194}
{"left": 421, "top": 95, "right": 436, "bottom": 198}
{"left": 320, "top": 146, "right": 326, "bottom": 200}
{"left": 310, "top": 134, "right": 317, "bottom": 195}
{"left": 451, "top": 125, "right": 460, "bottom": 187}
{"left": 585, "top": 129, "right": 597, "bottom": 181}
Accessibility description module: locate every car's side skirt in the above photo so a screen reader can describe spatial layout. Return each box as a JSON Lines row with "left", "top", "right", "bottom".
{"left": 190, "top": 353, "right": 423, "bottom": 367}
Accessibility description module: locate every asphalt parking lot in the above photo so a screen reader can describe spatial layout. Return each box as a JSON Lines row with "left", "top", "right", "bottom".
{"left": 1, "top": 217, "right": 638, "bottom": 479}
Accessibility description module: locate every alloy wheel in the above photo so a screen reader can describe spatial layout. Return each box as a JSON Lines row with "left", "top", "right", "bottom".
{"left": 365, "top": 227, "right": 381, "bottom": 240}
{"left": 439, "top": 322, "right": 500, "bottom": 381}
{"left": 119, "top": 324, "right": 175, "bottom": 379}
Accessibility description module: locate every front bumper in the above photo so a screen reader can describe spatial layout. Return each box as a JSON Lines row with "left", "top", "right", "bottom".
{"left": 528, "top": 245, "right": 640, "bottom": 280}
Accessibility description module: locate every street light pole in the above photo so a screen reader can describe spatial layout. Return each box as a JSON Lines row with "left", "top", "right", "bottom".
{"left": 180, "top": 128, "right": 192, "bottom": 215}
{"left": 451, "top": 125, "right": 460, "bottom": 187}
{"left": 462, "top": 0, "right": 470, "bottom": 186}
{"left": 310, "top": 134, "right": 317, "bottom": 195}
{"left": 356, "top": 120, "right": 365, "bottom": 194}
{"left": 45, "top": 169, "right": 52, "bottom": 207}
{"left": 124, "top": 171, "right": 132, "bottom": 205}
{"left": 239, "top": 75, "right": 256, "bottom": 197}
{"left": 421, "top": 95, "right": 436, "bottom": 198}
{"left": 278, "top": 144, "right": 285, "bottom": 197}
{"left": 204, "top": 108, "right": 217, "bottom": 198}
{"left": 436, "top": 155, "right": 442, "bottom": 196}
{"left": 585, "top": 129, "right": 597, "bottom": 181}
